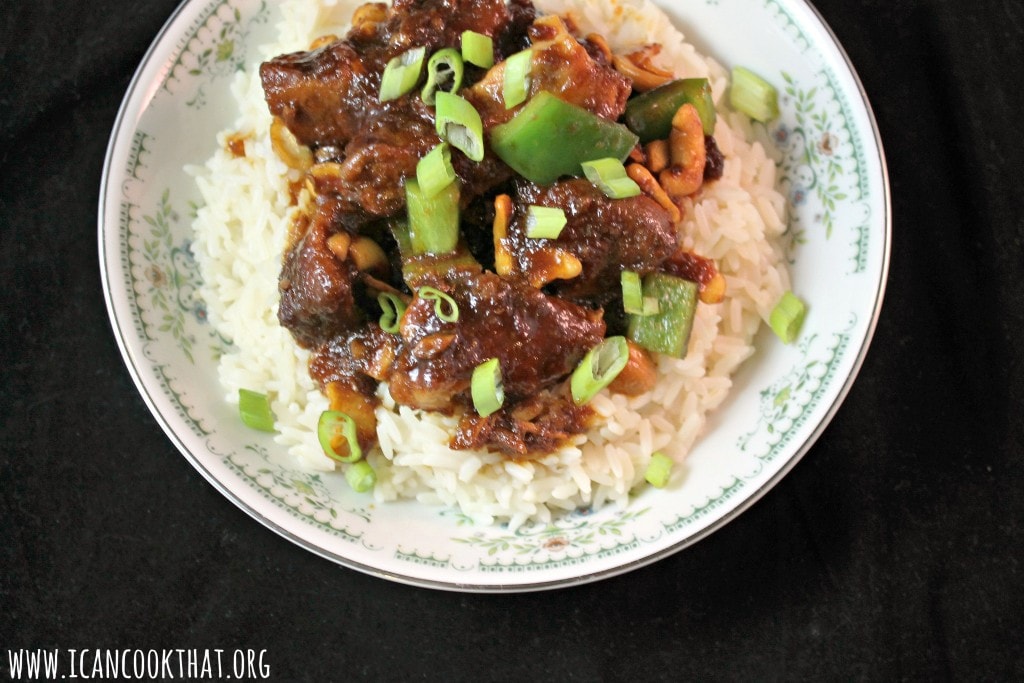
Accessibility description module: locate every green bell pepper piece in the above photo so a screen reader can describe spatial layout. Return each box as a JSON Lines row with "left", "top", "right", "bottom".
{"left": 626, "top": 273, "right": 699, "bottom": 357}
{"left": 489, "top": 91, "right": 639, "bottom": 185}
{"left": 623, "top": 78, "right": 716, "bottom": 142}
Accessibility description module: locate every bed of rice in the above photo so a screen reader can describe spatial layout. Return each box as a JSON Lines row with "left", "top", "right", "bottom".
{"left": 188, "top": 0, "right": 790, "bottom": 528}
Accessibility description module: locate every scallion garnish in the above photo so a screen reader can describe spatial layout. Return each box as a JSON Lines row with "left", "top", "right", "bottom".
{"left": 621, "top": 270, "right": 643, "bottom": 314}
{"left": 502, "top": 48, "right": 532, "bottom": 109}
{"left": 377, "top": 292, "right": 407, "bottom": 334}
{"left": 571, "top": 336, "right": 630, "bottom": 405}
{"left": 406, "top": 176, "right": 460, "bottom": 255}
{"left": 525, "top": 205, "right": 567, "bottom": 240}
{"left": 461, "top": 30, "right": 494, "bottom": 68}
{"left": 471, "top": 357, "right": 504, "bottom": 417}
{"left": 769, "top": 291, "right": 806, "bottom": 344}
{"left": 621, "top": 270, "right": 659, "bottom": 316}
{"left": 345, "top": 460, "right": 377, "bottom": 493}
{"left": 317, "top": 410, "right": 363, "bottom": 463}
{"left": 581, "top": 158, "right": 642, "bottom": 199}
{"left": 434, "top": 92, "right": 485, "bottom": 162}
{"left": 421, "top": 47, "right": 464, "bottom": 105}
{"left": 238, "top": 388, "right": 275, "bottom": 432}
{"left": 730, "top": 66, "right": 779, "bottom": 122}
{"left": 644, "top": 451, "right": 673, "bottom": 488}
{"left": 417, "top": 286, "right": 460, "bottom": 323}
{"left": 416, "top": 142, "right": 457, "bottom": 198}
{"left": 379, "top": 46, "right": 426, "bottom": 102}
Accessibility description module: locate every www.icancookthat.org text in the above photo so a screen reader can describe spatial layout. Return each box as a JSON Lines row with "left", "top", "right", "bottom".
{"left": 6, "top": 648, "right": 270, "bottom": 680}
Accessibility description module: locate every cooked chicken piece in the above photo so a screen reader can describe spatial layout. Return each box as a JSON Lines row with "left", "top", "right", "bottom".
{"left": 277, "top": 197, "right": 362, "bottom": 348}
{"left": 386, "top": 270, "right": 606, "bottom": 411}
{"left": 504, "top": 179, "right": 678, "bottom": 305}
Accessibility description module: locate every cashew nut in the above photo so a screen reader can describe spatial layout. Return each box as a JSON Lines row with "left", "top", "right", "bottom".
{"left": 626, "top": 163, "right": 681, "bottom": 223}
{"left": 659, "top": 103, "right": 706, "bottom": 200}
{"left": 612, "top": 46, "right": 674, "bottom": 91}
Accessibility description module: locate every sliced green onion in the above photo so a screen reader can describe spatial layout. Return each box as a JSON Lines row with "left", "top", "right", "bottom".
{"left": 378, "top": 292, "right": 407, "bottom": 334}
{"left": 391, "top": 219, "right": 482, "bottom": 288}
{"left": 403, "top": 251, "right": 482, "bottom": 290}
{"left": 627, "top": 273, "right": 698, "bottom": 357}
{"left": 571, "top": 336, "right": 630, "bottom": 405}
{"left": 525, "top": 205, "right": 567, "bottom": 240}
{"left": 461, "top": 30, "right": 494, "bottom": 68}
{"left": 317, "top": 410, "right": 363, "bottom": 463}
{"left": 418, "top": 286, "right": 460, "bottom": 323}
{"left": 621, "top": 270, "right": 643, "bottom": 313}
{"left": 502, "top": 48, "right": 532, "bottom": 109}
{"left": 769, "top": 291, "right": 806, "bottom": 344}
{"left": 416, "top": 142, "right": 457, "bottom": 198}
{"left": 345, "top": 460, "right": 377, "bottom": 493}
{"left": 621, "top": 270, "right": 659, "bottom": 316}
{"left": 389, "top": 217, "right": 412, "bottom": 256}
{"left": 406, "top": 176, "right": 460, "bottom": 255}
{"left": 582, "top": 158, "right": 641, "bottom": 199}
{"left": 644, "top": 451, "right": 673, "bottom": 488}
{"left": 730, "top": 66, "right": 779, "bottom": 122}
{"left": 471, "top": 357, "right": 504, "bottom": 417}
{"left": 379, "top": 46, "right": 426, "bottom": 102}
{"left": 238, "top": 389, "right": 275, "bottom": 432}
{"left": 434, "top": 91, "right": 485, "bottom": 162}
{"left": 421, "top": 47, "right": 464, "bottom": 105}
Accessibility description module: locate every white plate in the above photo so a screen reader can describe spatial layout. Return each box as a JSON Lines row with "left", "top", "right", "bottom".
{"left": 99, "top": 0, "right": 889, "bottom": 591}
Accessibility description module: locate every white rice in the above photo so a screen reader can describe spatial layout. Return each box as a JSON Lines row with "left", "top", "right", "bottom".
{"left": 189, "top": 0, "right": 790, "bottom": 527}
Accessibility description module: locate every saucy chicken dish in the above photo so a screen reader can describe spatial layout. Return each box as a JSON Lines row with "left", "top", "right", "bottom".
{"left": 258, "top": 0, "right": 729, "bottom": 462}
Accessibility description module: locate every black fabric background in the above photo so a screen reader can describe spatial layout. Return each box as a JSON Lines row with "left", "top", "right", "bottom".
{"left": 2, "top": 0, "right": 1022, "bottom": 679}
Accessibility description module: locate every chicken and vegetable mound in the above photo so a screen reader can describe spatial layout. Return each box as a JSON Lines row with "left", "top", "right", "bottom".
{"left": 259, "top": 0, "right": 729, "bottom": 463}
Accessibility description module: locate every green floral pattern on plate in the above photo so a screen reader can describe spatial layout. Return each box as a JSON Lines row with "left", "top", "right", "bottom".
{"left": 163, "top": 0, "right": 270, "bottom": 108}
{"left": 737, "top": 315, "right": 857, "bottom": 467}
{"left": 118, "top": 130, "right": 225, "bottom": 438}
{"left": 225, "top": 446, "right": 372, "bottom": 544}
